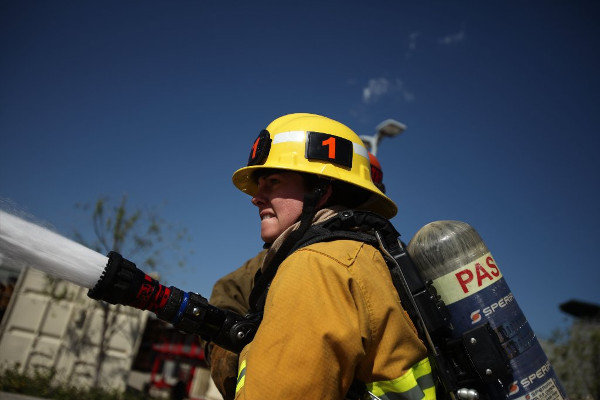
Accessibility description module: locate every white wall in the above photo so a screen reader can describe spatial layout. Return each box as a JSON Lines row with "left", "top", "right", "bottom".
{"left": 0, "top": 267, "right": 148, "bottom": 390}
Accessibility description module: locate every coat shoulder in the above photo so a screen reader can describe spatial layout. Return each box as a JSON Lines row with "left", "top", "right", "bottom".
{"left": 294, "top": 239, "right": 379, "bottom": 268}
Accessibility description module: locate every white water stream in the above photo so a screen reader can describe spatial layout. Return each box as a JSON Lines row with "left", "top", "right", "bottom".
{"left": 0, "top": 210, "right": 107, "bottom": 288}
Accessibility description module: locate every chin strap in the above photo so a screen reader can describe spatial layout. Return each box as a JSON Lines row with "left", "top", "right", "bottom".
{"left": 249, "top": 181, "right": 329, "bottom": 314}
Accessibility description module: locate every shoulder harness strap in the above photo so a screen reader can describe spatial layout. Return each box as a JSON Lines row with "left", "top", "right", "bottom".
{"left": 248, "top": 210, "right": 401, "bottom": 314}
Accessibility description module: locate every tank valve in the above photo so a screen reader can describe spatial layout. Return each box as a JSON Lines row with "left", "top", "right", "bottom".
{"left": 457, "top": 388, "right": 479, "bottom": 400}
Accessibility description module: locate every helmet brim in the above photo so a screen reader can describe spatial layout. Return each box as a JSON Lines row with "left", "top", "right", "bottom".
{"left": 232, "top": 164, "right": 398, "bottom": 219}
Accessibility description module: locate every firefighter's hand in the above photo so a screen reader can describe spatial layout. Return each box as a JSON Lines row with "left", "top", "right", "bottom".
{"left": 208, "top": 343, "right": 240, "bottom": 400}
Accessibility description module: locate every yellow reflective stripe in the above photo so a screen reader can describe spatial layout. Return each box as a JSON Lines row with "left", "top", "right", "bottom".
{"left": 366, "top": 358, "right": 436, "bottom": 400}
{"left": 412, "top": 357, "right": 432, "bottom": 378}
{"left": 235, "top": 358, "right": 247, "bottom": 394}
{"left": 413, "top": 358, "right": 435, "bottom": 391}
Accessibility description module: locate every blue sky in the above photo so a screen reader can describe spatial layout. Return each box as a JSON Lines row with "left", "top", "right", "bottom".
{"left": 1, "top": 1, "right": 598, "bottom": 338}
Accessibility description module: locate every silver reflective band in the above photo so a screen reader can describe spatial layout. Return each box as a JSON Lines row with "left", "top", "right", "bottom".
{"left": 272, "top": 130, "right": 305, "bottom": 144}
{"left": 272, "top": 131, "right": 369, "bottom": 159}
{"left": 352, "top": 142, "right": 369, "bottom": 159}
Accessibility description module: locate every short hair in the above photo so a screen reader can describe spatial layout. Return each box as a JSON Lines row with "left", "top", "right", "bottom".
{"left": 301, "top": 173, "right": 371, "bottom": 209}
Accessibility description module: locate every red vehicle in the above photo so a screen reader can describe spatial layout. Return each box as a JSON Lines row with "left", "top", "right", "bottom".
{"left": 132, "top": 318, "right": 211, "bottom": 399}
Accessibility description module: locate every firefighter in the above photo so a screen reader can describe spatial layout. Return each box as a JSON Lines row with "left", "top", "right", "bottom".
{"left": 209, "top": 150, "right": 388, "bottom": 400}
{"left": 208, "top": 249, "right": 266, "bottom": 399}
{"left": 229, "top": 113, "right": 434, "bottom": 399}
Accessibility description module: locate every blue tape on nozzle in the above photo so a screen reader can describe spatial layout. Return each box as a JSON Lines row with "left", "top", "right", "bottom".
{"left": 173, "top": 291, "right": 190, "bottom": 324}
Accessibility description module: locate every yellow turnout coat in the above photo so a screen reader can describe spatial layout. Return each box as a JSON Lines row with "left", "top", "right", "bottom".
{"left": 235, "top": 239, "right": 435, "bottom": 400}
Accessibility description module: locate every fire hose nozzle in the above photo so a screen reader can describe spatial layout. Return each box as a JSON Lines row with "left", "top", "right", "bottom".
{"left": 87, "top": 251, "right": 258, "bottom": 354}
{"left": 88, "top": 251, "right": 144, "bottom": 305}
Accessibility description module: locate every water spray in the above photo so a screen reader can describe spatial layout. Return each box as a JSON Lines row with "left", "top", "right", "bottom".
{"left": 0, "top": 210, "right": 257, "bottom": 353}
{"left": 0, "top": 210, "right": 106, "bottom": 288}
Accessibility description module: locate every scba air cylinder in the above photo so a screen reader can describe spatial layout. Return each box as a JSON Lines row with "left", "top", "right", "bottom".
{"left": 407, "top": 221, "right": 567, "bottom": 400}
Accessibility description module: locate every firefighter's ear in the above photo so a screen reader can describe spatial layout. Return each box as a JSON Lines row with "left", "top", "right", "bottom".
{"left": 316, "top": 184, "right": 333, "bottom": 209}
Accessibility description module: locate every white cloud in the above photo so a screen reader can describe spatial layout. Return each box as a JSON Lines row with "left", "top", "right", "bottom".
{"left": 439, "top": 28, "right": 466, "bottom": 45}
{"left": 396, "top": 79, "right": 415, "bottom": 103}
{"left": 362, "top": 78, "right": 414, "bottom": 104}
{"left": 405, "top": 31, "right": 421, "bottom": 59}
{"left": 408, "top": 31, "right": 420, "bottom": 51}
{"left": 362, "top": 78, "right": 391, "bottom": 103}
{"left": 402, "top": 89, "right": 415, "bottom": 102}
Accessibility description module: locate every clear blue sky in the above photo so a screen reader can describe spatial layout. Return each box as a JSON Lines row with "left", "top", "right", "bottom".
{"left": 1, "top": 1, "right": 598, "bottom": 338}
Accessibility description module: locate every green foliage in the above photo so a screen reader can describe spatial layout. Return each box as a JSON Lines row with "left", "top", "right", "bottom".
{"left": 43, "top": 275, "right": 72, "bottom": 301}
{"left": 70, "top": 195, "right": 192, "bottom": 389}
{"left": 0, "top": 366, "right": 155, "bottom": 400}
{"left": 74, "top": 195, "right": 191, "bottom": 276}
{"left": 544, "top": 320, "right": 600, "bottom": 400}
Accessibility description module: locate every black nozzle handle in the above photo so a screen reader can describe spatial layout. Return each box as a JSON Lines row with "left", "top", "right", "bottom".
{"left": 87, "top": 252, "right": 260, "bottom": 353}
{"left": 88, "top": 251, "right": 171, "bottom": 312}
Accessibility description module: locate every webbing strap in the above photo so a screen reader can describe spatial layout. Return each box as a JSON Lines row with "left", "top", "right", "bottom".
{"left": 249, "top": 210, "right": 403, "bottom": 316}
{"left": 249, "top": 210, "right": 399, "bottom": 315}
{"left": 248, "top": 186, "right": 325, "bottom": 313}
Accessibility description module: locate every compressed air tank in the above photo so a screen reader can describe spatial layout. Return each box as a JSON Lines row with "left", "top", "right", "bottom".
{"left": 408, "top": 221, "right": 567, "bottom": 400}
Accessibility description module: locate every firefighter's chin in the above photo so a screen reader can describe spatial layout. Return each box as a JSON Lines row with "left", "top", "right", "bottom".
{"left": 260, "top": 214, "right": 282, "bottom": 244}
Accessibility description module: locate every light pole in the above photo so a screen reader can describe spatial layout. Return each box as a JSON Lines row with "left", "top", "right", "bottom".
{"left": 360, "top": 119, "right": 406, "bottom": 156}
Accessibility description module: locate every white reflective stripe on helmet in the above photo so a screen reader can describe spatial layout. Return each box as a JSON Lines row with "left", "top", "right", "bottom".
{"left": 352, "top": 141, "right": 369, "bottom": 159}
{"left": 272, "top": 131, "right": 369, "bottom": 159}
{"left": 272, "top": 130, "right": 305, "bottom": 144}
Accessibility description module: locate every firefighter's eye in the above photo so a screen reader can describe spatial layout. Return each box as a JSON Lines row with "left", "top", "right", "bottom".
{"left": 257, "top": 174, "right": 281, "bottom": 188}
{"left": 267, "top": 177, "right": 281, "bottom": 185}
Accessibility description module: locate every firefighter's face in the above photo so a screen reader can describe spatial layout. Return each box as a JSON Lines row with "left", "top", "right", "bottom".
{"left": 251, "top": 171, "right": 307, "bottom": 244}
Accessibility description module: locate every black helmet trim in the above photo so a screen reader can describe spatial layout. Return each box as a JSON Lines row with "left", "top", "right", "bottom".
{"left": 305, "top": 131, "right": 353, "bottom": 169}
{"left": 247, "top": 130, "right": 272, "bottom": 166}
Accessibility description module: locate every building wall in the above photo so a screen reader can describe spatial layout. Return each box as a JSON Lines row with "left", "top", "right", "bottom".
{"left": 0, "top": 267, "right": 148, "bottom": 391}
{"left": 0, "top": 264, "right": 20, "bottom": 323}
